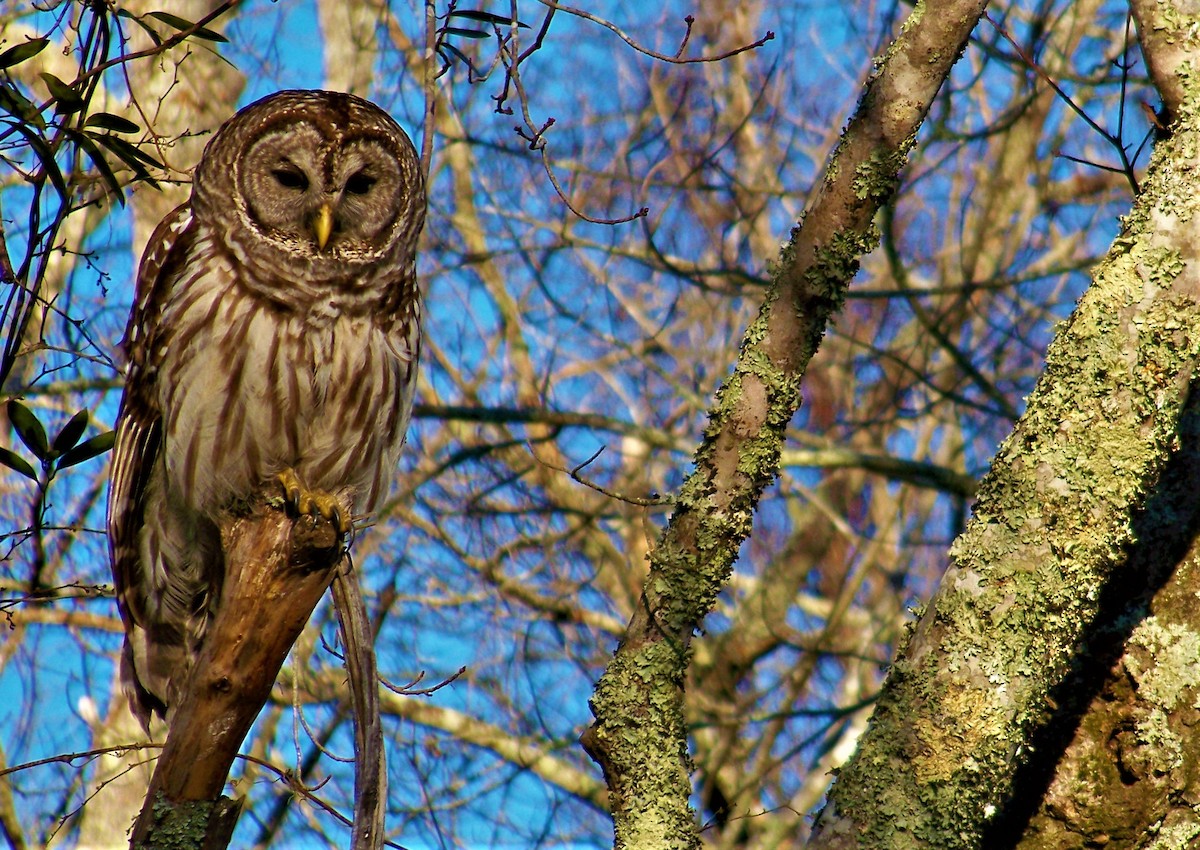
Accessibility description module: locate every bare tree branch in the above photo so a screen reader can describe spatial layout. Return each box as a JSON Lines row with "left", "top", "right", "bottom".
{"left": 581, "top": 0, "right": 992, "bottom": 845}
{"left": 130, "top": 495, "right": 347, "bottom": 846}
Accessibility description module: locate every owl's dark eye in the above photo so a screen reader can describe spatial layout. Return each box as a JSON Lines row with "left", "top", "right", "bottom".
{"left": 272, "top": 168, "right": 308, "bottom": 191}
{"left": 345, "top": 171, "right": 376, "bottom": 196}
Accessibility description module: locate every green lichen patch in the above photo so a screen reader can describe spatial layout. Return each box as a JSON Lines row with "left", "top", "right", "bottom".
{"left": 1125, "top": 618, "right": 1200, "bottom": 710}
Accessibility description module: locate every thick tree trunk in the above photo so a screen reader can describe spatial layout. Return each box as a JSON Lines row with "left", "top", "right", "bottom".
{"left": 1003, "top": 392, "right": 1200, "bottom": 849}
{"left": 999, "top": 5, "right": 1200, "bottom": 848}
{"left": 808, "top": 7, "right": 1200, "bottom": 848}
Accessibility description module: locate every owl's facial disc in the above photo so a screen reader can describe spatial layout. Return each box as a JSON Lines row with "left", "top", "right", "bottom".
{"left": 239, "top": 124, "right": 405, "bottom": 259}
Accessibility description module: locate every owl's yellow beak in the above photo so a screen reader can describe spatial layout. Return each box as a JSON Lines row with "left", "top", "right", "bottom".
{"left": 313, "top": 203, "right": 334, "bottom": 251}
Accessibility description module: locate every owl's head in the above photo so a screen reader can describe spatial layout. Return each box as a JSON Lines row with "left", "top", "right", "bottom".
{"left": 193, "top": 90, "right": 425, "bottom": 290}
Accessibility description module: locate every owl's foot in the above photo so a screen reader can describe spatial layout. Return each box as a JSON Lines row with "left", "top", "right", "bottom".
{"left": 277, "top": 469, "right": 352, "bottom": 534}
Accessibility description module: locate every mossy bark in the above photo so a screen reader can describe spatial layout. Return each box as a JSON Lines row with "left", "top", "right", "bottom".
{"left": 808, "top": 16, "right": 1200, "bottom": 850}
{"left": 1002, "top": 5, "right": 1200, "bottom": 848}
{"left": 131, "top": 795, "right": 241, "bottom": 850}
{"left": 1008, "top": 394, "right": 1200, "bottom": 848}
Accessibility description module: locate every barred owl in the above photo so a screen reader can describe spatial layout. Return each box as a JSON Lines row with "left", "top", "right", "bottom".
{"left": 107, "top": 90, "right": 425, "bottom": 730}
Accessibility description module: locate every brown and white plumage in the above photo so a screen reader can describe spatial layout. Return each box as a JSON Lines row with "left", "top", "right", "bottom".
{"left": 107, "top": 90, "right": 425, "bottom": 729}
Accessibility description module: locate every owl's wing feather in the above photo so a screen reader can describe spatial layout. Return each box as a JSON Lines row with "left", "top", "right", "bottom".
{"left": 122, "top": 204, "right": 195, "bottom": 363}
{"left": 107, "top": 204, "right": 195, "bottom": 727}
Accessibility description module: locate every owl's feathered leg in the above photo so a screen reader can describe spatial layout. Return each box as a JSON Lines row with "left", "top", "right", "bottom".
{"left": 277, "top": 467, "right": 352, "bottom": 533}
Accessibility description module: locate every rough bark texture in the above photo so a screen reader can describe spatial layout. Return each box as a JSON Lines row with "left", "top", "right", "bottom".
{"left": 998, "top": 6, "right": 1200, "bottom": 849}
{"left": 1130, "top": 0, "right": 1191, "bottom": 127}
{"left": 580, "top": 1, "right": 992, "bottom": 847}
{"left": 1004, "top": 393, "right": 1200, "bottom": 849}
{"left": 129, "top": 496, "right": 346, "bottom": 846}
{"left": 127, "top": 797, "right": 240, "bottom": 850}
{"left": 808, "top": 12, "right": 1200, "bottom": 850}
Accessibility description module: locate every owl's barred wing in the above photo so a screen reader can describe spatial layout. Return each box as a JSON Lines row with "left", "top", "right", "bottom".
{"left": 109, "top": 205, "right": 193, "bottom": 578}
{"left": 107, "top": 415, "right": 166, "bottom": 728}
{"left": 122, "top": 205, "right": 194, "bottom": 363}
{"left": 106, "top": 205, "right": 195, "bottom": 727}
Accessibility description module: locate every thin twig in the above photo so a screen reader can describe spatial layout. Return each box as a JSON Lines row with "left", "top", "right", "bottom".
{"left": 983, "top": 12, "right": 1139, "bottom": 193}
{"left": 530, "top": 2, "right": 773, "bottom": 65}
{"left": 0, "top": 742, "right": 162, "bottom": 779}
{"left": 528, "top": 444, "right": 672, "bottom": 507}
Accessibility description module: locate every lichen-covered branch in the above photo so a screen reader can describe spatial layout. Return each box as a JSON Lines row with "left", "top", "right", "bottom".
{"left": 1130, "top": 0, "right": 1188, "bottom": 126}
{"left": 579, "top": 1, "right": 993, "bottom": 847}
{"left": 807, "top": 15, "right": 1200, "bottom": 850}
{"left": 1004, "top": 369, "right": 1200, "bottom": 850}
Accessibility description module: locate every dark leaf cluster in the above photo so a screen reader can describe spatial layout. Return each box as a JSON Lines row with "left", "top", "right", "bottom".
{"left": 2, "top": 398, "right": 114, "bottom": 486}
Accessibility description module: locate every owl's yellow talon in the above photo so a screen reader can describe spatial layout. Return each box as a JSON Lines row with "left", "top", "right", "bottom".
{"left": 278, "top": 468, "right": 303, "bottom": 506}
{"left": 277, "top": 469, "right": 351, "bottom": 534}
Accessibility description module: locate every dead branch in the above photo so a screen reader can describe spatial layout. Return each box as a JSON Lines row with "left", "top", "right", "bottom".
{"left": 129, "top": 493, "right": 347, "bottom": 847}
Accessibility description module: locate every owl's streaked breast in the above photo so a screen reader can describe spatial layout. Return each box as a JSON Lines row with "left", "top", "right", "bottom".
{"left": 155, "top": 230, "right": 417, "bottom": 516}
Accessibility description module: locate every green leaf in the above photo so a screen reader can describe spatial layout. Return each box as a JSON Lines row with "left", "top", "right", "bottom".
{"left": 84, "top": 112, "right": 140, "bottom": 134}
{"left": 51, "top": 409, "right": 89, "bottom": 454}
{"left": 91, "top": 135, "right": 160, "bottom": 190}
{"left": 39, "top": 72, "right": 85, "bottom": 114}
{"left": 115, "top": 9, "right": 164, "bottom": 46}
{"left": 0, "top": 82, "right": 43, "bottom": 127}
{"left": 438, "top": 42, "right": 472, "bottom": 66}
{"left": 94, "top": 133, "right": 164, "bottom": 170}
{"left": 0, "top": 447, "right": 37, "bottom": 482}
{"left": 57, "top": 430, "right": 115, "bottom": 470}
{"left": 447, "top": 10, "right": 530, "bottom": 28}
{"left": 443, "top": 26, "right": 490, "bottom": 39}
{"left": 0, "top": 38, "right": 50, "bottom": 70}
{"left": 8, "top": 399, "right": 49, "bottom": 461}
{"left": 69, "top": 129, "right": 126, "bottom": 204}
{"left": 1, "top": 119, "right": 68, "bottom": 200}
{"left": 147, "top": 11, "right": 229, "bottom": 42}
